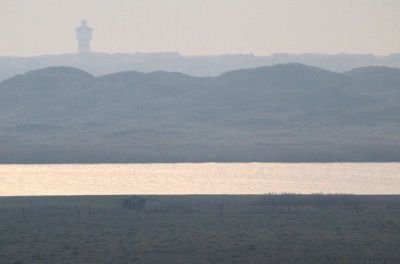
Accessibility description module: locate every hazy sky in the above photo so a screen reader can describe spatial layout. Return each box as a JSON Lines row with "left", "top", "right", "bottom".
{"left": 1, "top": 0, "right": 400, "bottom": 56}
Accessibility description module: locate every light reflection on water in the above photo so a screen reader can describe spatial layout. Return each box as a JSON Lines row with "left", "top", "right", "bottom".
{"left": 0, "top": 163, "right": 399, "bottom": 196}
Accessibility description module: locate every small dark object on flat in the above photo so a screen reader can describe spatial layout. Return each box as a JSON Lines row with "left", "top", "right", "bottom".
{"left": 121, "top": 196, "right": 147, "bottom": 210}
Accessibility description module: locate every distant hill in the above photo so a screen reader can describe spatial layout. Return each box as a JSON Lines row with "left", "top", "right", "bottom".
{"left": 0, "top": 63, "right": 399, "bottom": 163}
{"left": 345, "top": 66, "right": 400, "bottom": 91}
{"left": 2, "top": 52, "right": 400, "bottom": 81}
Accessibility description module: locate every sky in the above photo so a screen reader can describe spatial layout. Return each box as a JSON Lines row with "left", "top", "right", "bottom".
{"left": 1, "top": 0, "right": 400, "bottom": 56}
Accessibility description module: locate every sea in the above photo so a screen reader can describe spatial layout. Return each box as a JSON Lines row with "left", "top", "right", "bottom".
{"left": 0, "top": 163, "right": 399, "bottom": 196}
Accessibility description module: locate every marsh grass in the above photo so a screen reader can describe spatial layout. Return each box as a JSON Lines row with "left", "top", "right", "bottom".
{"left": 0, "top": 195, "right": 400, "bottom": 263}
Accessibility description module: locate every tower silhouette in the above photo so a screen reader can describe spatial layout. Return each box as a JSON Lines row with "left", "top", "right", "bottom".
{"left": 75, "top": 20, "right": 93, "bottom": 54}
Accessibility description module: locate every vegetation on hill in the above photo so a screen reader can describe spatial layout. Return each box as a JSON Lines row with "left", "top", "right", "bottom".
{"left": 0, "top": 64, "right": 399, "bottom": 162}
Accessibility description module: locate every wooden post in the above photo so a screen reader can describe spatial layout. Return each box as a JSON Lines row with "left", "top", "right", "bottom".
{"left": 22, "top": 207, "right": 26, "bottom": 221}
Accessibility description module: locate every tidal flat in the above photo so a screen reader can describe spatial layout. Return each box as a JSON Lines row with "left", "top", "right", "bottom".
{"left": 1, "top": 195, "right": 400, "bottom": 263}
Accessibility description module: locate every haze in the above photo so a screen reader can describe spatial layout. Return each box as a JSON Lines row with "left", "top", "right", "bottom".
{"left": 1, "top": 0, "right": 400, "bottom": 57}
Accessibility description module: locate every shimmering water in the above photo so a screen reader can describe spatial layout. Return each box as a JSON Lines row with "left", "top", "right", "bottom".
{"left": 0, "top": 163, "right": 399, "bottom": 196}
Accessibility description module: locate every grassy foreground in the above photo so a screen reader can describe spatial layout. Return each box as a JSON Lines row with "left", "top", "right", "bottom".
{"left": 1, "top": 195, "right": 400, "bottom": 263}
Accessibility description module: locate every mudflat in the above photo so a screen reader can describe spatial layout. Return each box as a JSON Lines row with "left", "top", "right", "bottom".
{"left": 1, "top": 195, "right": 399, "bottom": 264}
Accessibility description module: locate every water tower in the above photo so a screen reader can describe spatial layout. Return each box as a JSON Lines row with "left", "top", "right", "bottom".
{"left": 75, "top": 20, "right": 93, "bottom": 54}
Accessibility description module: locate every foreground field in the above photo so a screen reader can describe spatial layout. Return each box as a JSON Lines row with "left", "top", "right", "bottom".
{"left": 0, "top": 195, "right": 400, "bottom": 263}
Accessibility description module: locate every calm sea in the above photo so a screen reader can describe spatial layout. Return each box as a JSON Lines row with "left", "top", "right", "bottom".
{"left": 0, "top": 163, "right": 399, "bottom": 196}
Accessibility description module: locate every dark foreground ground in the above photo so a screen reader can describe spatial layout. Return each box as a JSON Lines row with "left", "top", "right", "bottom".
{"left": 1, "top": 195, "right": 400, "bottom": 264}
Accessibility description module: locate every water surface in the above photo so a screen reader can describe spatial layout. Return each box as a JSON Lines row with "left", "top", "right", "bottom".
{"left": 0, "top": 163, "right": 399, "bottom": 196}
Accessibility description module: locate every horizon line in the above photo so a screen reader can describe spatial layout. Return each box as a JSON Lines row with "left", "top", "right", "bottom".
{"left": 2, "top": 51, "right": 400, "bottom": 59}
